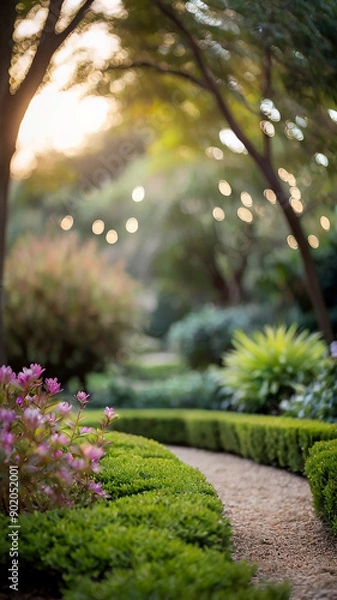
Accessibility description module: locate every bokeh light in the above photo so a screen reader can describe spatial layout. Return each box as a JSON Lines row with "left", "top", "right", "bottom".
{"left": 320, "top": 216, "right": 330, "bottom": 231}
{"left": 218, "top": 180, "right": 232, "bottom": 196}
{"left": 126, "top": 217, "right": 139, "bottom": 233}
{"left": 92, "top": 219, "right": 105, "bottom": 234}
{"left": 263, "top": 189, "right": 277, "bottom": 204}
{"left": 106, "top": 229, "right": 118, "bottom": 244}
{"left": 289, "top": 198, "right": 304, "bottom": 214}
{"left": 205, "top": 146, "right": 224, "bottom": 160}
{"left": 60, "top": 215, "right": 74, "bottom": 231}
{"left": 287, "top": 235, "right": 298, "bottom": 250}
{"left": 240, "top": 192, "right": 253, "bottom": 207}
{"left": 308, "top": 234, "right": 319, "bottom": 249}
{"left": 132, "top": 186, "right": 145, "bottom": 202}
{"left": 212, "top": 207, "right": 225, "bottom": 221}
{"left": 237, "top": 207, "right": 253, "bottom": 223}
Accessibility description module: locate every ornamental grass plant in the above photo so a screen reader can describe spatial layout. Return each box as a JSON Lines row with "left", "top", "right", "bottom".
{"left": 221, "top": 324, "right": 326, "bottom": 414}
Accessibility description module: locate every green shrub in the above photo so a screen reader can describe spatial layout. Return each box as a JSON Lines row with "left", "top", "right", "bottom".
{"left": 305, "top": 439, "right": 337, "bottom": 534}
{"left": 0, "top": 432, "right": 290, "bottom": 599}
{"left": 87, "top": 368, "right": 228, "bottom": 410}
{"left": 222, "top": 325, "right": 326, "bottom": 414}
{"left": 168, "top": 304, "right": 272, "bottom": 369}
{"left": 4, "top": 234, "right": 138, "bottom": 385}
{"left": 283, "top": 356, "right": 337, "bottom": 422}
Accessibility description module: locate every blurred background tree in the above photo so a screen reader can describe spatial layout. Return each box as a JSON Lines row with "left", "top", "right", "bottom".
{"left": 1, "top": 0, "right": 337, "bottom": 377}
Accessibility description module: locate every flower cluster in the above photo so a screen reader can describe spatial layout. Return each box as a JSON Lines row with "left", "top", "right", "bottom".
{"left": 0, "top": 364, "right": 118, "bottom": 513}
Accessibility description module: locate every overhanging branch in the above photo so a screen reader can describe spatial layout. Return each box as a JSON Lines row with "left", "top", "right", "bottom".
{"left": 155, "top": 0, "right": 265, "bottom": 168}
{"left": 109, "top": 59, "right": 207, "bottom": 89}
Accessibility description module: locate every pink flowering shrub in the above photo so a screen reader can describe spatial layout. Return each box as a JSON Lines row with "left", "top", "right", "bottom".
{"left": 0, "top": 364, "right": 117, "bottom": 513}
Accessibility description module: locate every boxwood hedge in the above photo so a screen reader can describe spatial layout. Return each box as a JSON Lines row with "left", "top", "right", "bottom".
{"left": 0, "top": 432, "right": 290, "bottom": 600}
{"left": 82, "top": 409, "right": 337, "bottom": 536}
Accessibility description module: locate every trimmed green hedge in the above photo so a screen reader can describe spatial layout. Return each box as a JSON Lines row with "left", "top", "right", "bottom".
{"left": 305, "top": 438, "right": 337, "bottom": 535}
{"left": 83, "top": 410, "right": 337, "bottom": 474}
{"left": 0, "top": 432, "right": 290, "bottom": 599}
{"left": 82, "top": 410, "right": 337, "bottom": 537}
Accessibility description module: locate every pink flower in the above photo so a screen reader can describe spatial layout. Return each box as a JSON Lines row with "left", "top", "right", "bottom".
{"left": 50, "top": 432, "right": 69, "bottom": 446}
{"left": 330, "top": 341, "right": 337, "bottom": 358}
{"left": 45, "top": 378, "right": 63, "bottom": 396}
{"left": 0, "top": 408, "right": 17, "bottom": 424}
{"left": 16, "top": 367, "right": 34, "bottom": 387}
{"left": 75, "top": 391, "right": 90, "bottom": 406}
{"left": 35, "top": 444, "right": 49, "bottom": 456}
{"left": 52, "top": 449, "right": 63, "bottom": 460}
{"left": 82, "top": 444, "right": 104, "bottom": 462}
{"left": 87, "top": 481, "right": 108, "bottom": 497}
{"left": 30, "top": 364, "right": 45, "bottom": 379}
{"left": 80, "top": 426, "right": 93, "bottom": 435}
{"left": 0, "top": 365, "right": 15, "bottom": 385}
{"left": 104, "top": 407, "right": 116, "bottom": 421}
{"left": 0, "top": 429, "right": 15, "bottom": 452}
{"left": 56, "top": 402, "right": 72, "bottom": 415}
{"left": 66, "top": 453, "right": 86, "bottom": 470}
{"left": 16, "top": 396, "right": 24, "bottom": 406}
{"left": 22, "top": 406, "right": 43, "bottom": 428}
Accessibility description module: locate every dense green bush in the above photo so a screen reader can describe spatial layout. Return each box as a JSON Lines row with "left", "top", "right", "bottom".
{"left": 4, "top": 234, "right": 138, "bottom": 385}
{"left": 168, "top": 304, "right": 272, "bottom": 369}
{"left": 222, "top": 325, "right": 326, "bottom": 414}
{"left": 305, "top": 438, "right": 337, "bottom": 534}
{"left": 283, "top": 356, "right": 337, "bottom": 422}
{"left": 0, "top": 432, "right": 289, "bottom": 599}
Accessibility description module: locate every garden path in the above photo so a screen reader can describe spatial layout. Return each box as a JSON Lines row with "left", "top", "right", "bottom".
{"left": 167, "top": 445, "right": 337, "bottom": 600}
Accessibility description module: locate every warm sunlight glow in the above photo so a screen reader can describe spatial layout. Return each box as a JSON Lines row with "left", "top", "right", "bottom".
{"left": 212, "top": 207, "right": 225, "bottom": 221}
{"left": 18, "top": 90, "right": 111, "bottom": 157}
{"left": 126, "top": 217, "right": 138, "bottom": 233}
{"left": 11, "top": 149, "right": 37, "bottom": 179}
{"left": 60, "top": 215, "right": 74, "bottom": 230}
{"left": 132, "top": 186, "right": 145, "bottom": 202}
{"left": 287, "top": 235, "right": 298, "bottom": 250}
{"left": 92, "top": 219, "right": 105, "bottom": 234}
{"left": 106, "top": 229, "right": 119, "bottom": 244}
{"left": 218, "top": 180, "right": 232, "bottom": 196}
{"left": 320, "top": 216, "right": 331, "bottom": 231}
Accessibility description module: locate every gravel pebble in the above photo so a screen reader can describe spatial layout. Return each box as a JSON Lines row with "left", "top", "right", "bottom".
{"left": 167, "top": 446, "right": 337, "bottom": 600}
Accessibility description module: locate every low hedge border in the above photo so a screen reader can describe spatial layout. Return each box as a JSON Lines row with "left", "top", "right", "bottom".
{"left": 305, "top": 438, "right": 337, "bottom": 535}
{"left": 83, "top": 409, "right": 337, "bottom": 535}
{"left": 0, "top": 432, "right": 290, "bottom": 599}
{"left": 83, "top": 409, "right": 337, "bottom": 474}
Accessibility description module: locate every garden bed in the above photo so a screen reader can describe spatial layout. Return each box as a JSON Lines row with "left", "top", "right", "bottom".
{"left": 0, "top": 432, "right": 289, "bottom": 599}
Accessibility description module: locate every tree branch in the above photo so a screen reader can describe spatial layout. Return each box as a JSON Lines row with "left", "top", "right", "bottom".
{"left": 108, "top": 59, "right": 207, "bottom": 89}
{"left": 155, "top": 0, "right": 265, "bottom": 169}
{"left": 261, "top": 49, "right": 273, "bottom": 162}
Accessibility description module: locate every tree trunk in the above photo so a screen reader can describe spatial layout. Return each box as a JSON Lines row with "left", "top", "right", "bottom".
{"left": 262, "top": 160, "right": 333, "bottom": 343}
{"left": 0, "top": 153, "right": 11, "bottom": 365}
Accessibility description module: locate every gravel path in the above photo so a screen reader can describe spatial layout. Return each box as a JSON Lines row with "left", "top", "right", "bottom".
{"left": 167, "top": 446, "right": 337, "bottom": 600}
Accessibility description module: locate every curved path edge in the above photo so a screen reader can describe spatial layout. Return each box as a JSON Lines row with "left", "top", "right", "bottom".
{"left": 167, "top": 445, "right": 337, "bottom": 600}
